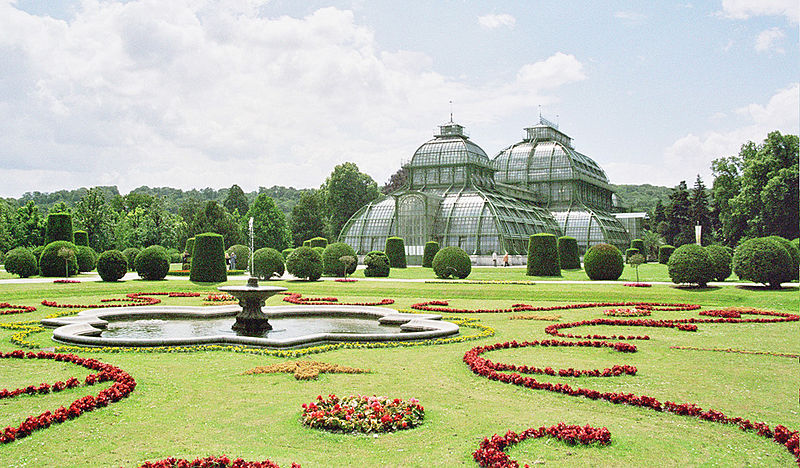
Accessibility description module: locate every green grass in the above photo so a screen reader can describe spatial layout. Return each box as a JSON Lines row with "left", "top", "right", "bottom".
{"left": 0, "top": 276, "right": 798, "bottom": 467}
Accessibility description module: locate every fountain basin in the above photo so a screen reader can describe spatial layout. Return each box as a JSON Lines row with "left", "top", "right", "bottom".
{"left": 41, "top": 305, "right": 459, "bottom": 348}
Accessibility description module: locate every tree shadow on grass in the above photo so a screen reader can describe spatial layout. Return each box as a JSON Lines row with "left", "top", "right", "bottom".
{"left": 669, "top": 285, "right": 722, "bottom": 293}
{"left": 735, "top": 284, "right": 799, "bottom": 293}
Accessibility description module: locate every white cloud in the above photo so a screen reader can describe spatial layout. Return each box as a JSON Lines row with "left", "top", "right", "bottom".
{"left": 613, "top": 11, "right": 647, "bottom": 23}
{"left": 0, "top": 1, "right": 584, "bottom": 197}
{"left": 477, "top": 13, "right": 516, "bottom": 30}
{"left": 720, "top": 0, "right": 799, "bottom": 23}
{"left": 755, "top": 27, "right": 785, "bottom": 52}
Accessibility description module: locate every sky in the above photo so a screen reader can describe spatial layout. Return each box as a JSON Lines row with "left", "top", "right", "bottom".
{"left": 0, "top": 0, "right": 797, "bottom": 198}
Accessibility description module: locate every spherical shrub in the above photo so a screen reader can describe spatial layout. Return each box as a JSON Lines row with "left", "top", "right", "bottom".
{"left": 667, "top": 244, "right": 714, "bottom": 287}
{"left": 135, "top": 245, "right": 170, "bottom": 280}
{"left": 122, "top": 248, "right": 140, "bottom": 271}
{"left": 308, "top": 237, "right": 328, "bottom": 249}
{"left": 766, "top": 236, "right": 799, "bottom": 281}
{"left": 76, "top": 246, "right": 98, "bottom": 272}
{"left": 705, "top": 245, "right": 732, "bottom": 282}
{"left": 286, "top": 246, "right": 323, "bottom": 281}
{"left": 4, "top": 247, "right": 37, "bottom": 278}
{"left": 527, "top": 233, "right": 560, "bottom": 276}
{"left": 658, "top": 245, "right": 675, "bottom": 264}
{"left": 422, "top": 241, "right": 439, "bottom": 268}
{"left": 45, "top": 212, "right": 73, "bottom": 244}
{"left": 631, "top": 239, "right": 645, "bottom": 258}
{"left": 583, "top": 244, "right": 624, "bottom": 281}
{"left": 385, "top": 237, "right": 407, "bottom": 268}
{"left": 97, "top": 250, "right": 128, "bottom": 282}
{"left": 558, "top": 236, "right": 580, "bottom": 270}
{"left": 226, "top": 244, "right": 250, "bottom": 271}
{"left": 733, "top": 237, "right": 793, "bottom": 288}
{"left": 625, "top": 248, "right": 640, "bottom": 262}
{"left": 282, "top": 248, "right": 295, "bottom": 261}
{"left": 190, "top": 233, "right": 227, "bottom": 282}
{"left": 252, "top": 247, "right": 285, "bottom": 280}
{"left": 432, "top": 246, "right": 471, "bottom": 279}
{"left": 364, "top": 251, "right": 390, "bottom": 277}
{"left": 73, "top": 230, "right": 89, "bottom": 246}
{"left": 39, "top": 241, "right": 79, "bottom": 277}
{"left": 322, "top": 242, "right": 357, "bottom": 276}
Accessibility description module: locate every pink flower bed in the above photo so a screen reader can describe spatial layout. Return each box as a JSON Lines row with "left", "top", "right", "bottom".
{"left": 136, "top": 455, "right": 300, "bottom": 468}
{"left": 283, "top": 293, "right": 393, "bottom": 307}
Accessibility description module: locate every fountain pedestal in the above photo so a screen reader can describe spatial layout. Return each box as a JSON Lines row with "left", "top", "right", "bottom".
{"left": 217, "top": 277, "right": 287, "bottom": 335}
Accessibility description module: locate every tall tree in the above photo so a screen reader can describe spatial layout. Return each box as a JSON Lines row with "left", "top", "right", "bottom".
{"left": 0, "top": 199, "right": 16, "bottom": 252}
{"left": 115, "top": 197, "right": 184, "bottom": 249}
{"left": 689, "top": 175, "right": 712, "bottom": 245}
{"left": 320, "top": 162, "right": 380, "bottom": 240}
{"left": 290, "top": 190, "right": 326, "bottom": 246}
{"left": 181, "top": 200, "right": 242, "bottom": 248}
{"left": 710, "top": 156, "right": 742, "bottom": 245}
{"left": 663, "top": 181, "right": 693, "bottom": 246}
{"left": 223, "top": 184, "right": 249, "bottom": 221}
{"left": 12, "top": 201, "right": 46, "bottom": 248}
{"left": 73, "top": 188, "right": 116, "bottom": 251}
{"left": 244, "top": 194, "right": 292, "bottom": 251}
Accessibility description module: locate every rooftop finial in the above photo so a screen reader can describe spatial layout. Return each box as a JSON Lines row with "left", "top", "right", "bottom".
{"left": 538, "top": 105, "right": 542, "bottom": 120}
{"left": 449, "top": 100, "right": 453, "bottom": 123}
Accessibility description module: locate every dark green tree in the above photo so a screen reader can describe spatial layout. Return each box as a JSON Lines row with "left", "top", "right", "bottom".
{"left": 12, "top": 201, "right": 45, "bottom": 248}
{"left": 710, "top": 156, "right": 742, "bottom": 245}
{"left": 244, "top": 194, "right": 292, "bottom": 251}
{"left": 663, "top": 181, "right": 692, "bottom": 246}
{"left": 73, "top": 188, "right": 116, "bottom": 252}
{"left": 290, "top": 191, "right": 326, "bottom": 247}
{"left": 181, "top": 200, "right": 241, "bottom": 248}
{"left": 689, "top": 175, "right": 712, "bottom": 245}
{"left": 223, "top": 184, "right": 249, "bottom": 221}
{"left": 320, "top": 162, "right": 380, "bottom": 239}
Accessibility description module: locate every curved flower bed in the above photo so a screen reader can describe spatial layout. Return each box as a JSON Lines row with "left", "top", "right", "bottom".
{"left": 334, "top": 278, "right": 358, "bottom": 282}
{"left": 410, "top": 300, "right": 701, "bottom": 314}
{"left": 136, "top": 455, "right": 299, "bottom": 468}
{"left": 0, "top": 350, "right": 136, "bottom": 444}
{"left": 0, "top": 303, "right": 37, "bottom": 316}
{"left": 53, "top": 279, "right": 80, "bottom": 284}
{"left": 473, "top": 423, "right": 611, "bottom": 467}
{"left": 623, "top": 283, "right": 651, "bottom": 287}
{"left": 283, "top": 293, "right": 393, "bottom": 306}
{"left": 41, "top": 292, "right": 201, "bottom": 309}
{"left": 604, "top": 308, "right": 651, "bottom": 317}
{"left": 301, "top": 394, "right": 424, "bottom": 433}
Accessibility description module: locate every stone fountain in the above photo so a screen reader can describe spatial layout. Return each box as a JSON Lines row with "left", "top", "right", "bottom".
{"left": 217, "top": 277, "right": 287, "bottom": 335}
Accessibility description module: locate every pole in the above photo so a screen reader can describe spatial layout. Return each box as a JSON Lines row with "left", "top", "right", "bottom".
{"left": 249, "top": 217, "right": 254, "bottom": 277}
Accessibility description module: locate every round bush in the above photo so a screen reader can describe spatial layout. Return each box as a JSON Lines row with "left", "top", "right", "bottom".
{"left": 135, "top": 245, "right": 170, "bottom": 280}
{"left": 583, "top": 244, "right": 624, "bottom": 281}
{"left": 658, "top": 245, "right": 675, "bottom": 265}
{"left": 39, "top": 241, "right": 79, "bottom": 277}
{"left": 282, "top": 248, "right": 295, "bottom": 261}
{"left": 252, "top": 247, "right": 285, "bottom": 280}
{"left": 122, "top": 248, "right": 140, "bottom": 271}
{"left": 631, "top": 239, "right": 645, "bottom": 258}
{"left": 76, "top": 246, "right": 98, "bottom": 272}
{"left": 4, "top": 247, "right": 37, "bottom": 278}
{"left": 422, "top": 241, "right": 440, "bottom": 268}
{"left": 527, "top": 233, "right": 560, "bottom": 276}
{"left": 322, "top": 242, "right": 357, "bottom": 277}
{"left": 286, "top": 247, "right": 323, "bottom": 281}
{"left": 308, "top": 237, "right": 328, "bottom": 249}
{"left": 733, "top": 237, "right": 793, "bottom": 288}
{"left": 557, "top": 236, "right": 580, "bottom": 270}
{"left": 364, "top": 251, "right": 390, "bottom": 277}
{"left": 667, "top": 244, "right": 714, "bottom": 287}
{"left": 312, "top": 246, "right": 326, "bottom": 259}
{"left": 73, "top": 230, "right": 89, "bottom": 246}
{"left": 45, "top": 212, "right": 73, "bottom": 244}
{"left": 190, "top": 233, "right": 227, "bottom": 283}
{"left": 766, "top": 236, "right": 799, "bottom": 281}
{"left": 432, "top": 246, "right": 471, "bottom": 279}
{"left": 625, "top": 248, "right": 640, "bottom": 262}
{"left": 385, "top": 237, "right": 407, "bottom": 268}
{"left": 226, "top": 244, "right": 250, "bottom": 271}
{"left": 705, "top": 245, "right": 732, "bottom": 282}
{"left": 97, "top": 250, "right": 128, "bottom": 282}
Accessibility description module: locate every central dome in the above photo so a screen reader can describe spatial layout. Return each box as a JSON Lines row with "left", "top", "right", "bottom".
{"left": 409, "top": 122, "right": 492, "bottom": 170}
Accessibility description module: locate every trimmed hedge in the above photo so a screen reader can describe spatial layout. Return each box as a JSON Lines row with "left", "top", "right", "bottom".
{"left": 364, "top": 251, "right": 390, "bottom": 277}
{"left": 308, "top": 237, "right": 328, "bottom": 249}
{"left": 73, "top": 231, "right": 89, "bottom": 246}
{"left": 252, "top": 247, "right": 285, "bottom": 280}
{"left": 226, "top": 244, "right": 250, "bottom": 271}
{"left": 190, "top": 233, "right": 227, "bottom": 283}
{"left": 658, "top": 245, "right": 675, "bottom": 265}
{"left": 312, "top": 246, "right": 325, "bottom": 258}
{"left": 625, "top": 248, "right": 640, "bottom": 262}
{"left": 45, "top": 212, "right": 73, "bottom": 244}
{"left": 557, "top": 236, "right": 580, "bottom": 270}
{"left": 385, "top": 237, "right": 406, "bottom": 268}
{"left": 76, "top": 246, "right": 98, "bottom": 272}
{"left": 583, "top": 244, "right": 624, "bottom": 281}
{"left": 705, "top": 245, "right": 732, "bottom": 282}
{"left": 122, "top": 248, "right": 139, "bottom": 271}
{"left": 282, "top": 248, "right": 295, "bottom": 261}
{"left": 766, "top": 236, "right": 799, "bottom": 281}
{"left": 733, "top": 237, "right": 793, "bottom": 288}
{"left": 185, "top": 238, "right": 195, "bottom": 257}
{"left": 422, "top": 241, "right": 439, "bottom": 268}
{"left": 97, "top": 250, "right": 128, "bottom": 282}
{"left": 286, "top": 246, "right": 323, "bottom": 281}
{"left": 39, "top": 241, "right": 79, "bottom": 277}
{"left": 32, "top": 245, "right": 45, "bottom": 262}
{"left": 432, "top": 246, "right": 471, "bottom": 279}
{"left": 322, "top": 242, "right": 357, "bottom": 277}
{"left": 630, "top": 239, "right": 645, "bottom": 258}
{"left": 4, "top": 247, "right": 38, "bottom": 278}
{"left": 667, "top": 244, "right": 714, "bottom": 287}
{"left": 527, "top": 233, "right": 560, "bottom": 276}
{"left": 135, "top": 245, "right": 170, "bottom": 280}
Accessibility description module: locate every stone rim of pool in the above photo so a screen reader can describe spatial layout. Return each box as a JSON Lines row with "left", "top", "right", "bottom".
{"left": 41, "top": 304, "right": 460, "bottom": 348}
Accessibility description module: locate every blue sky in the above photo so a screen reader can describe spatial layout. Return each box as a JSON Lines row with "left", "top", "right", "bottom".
{"left": 0, "top": 0, "right": 796, "bottom": 197}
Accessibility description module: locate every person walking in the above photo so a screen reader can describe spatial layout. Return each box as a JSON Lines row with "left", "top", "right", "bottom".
{"left": 502, "top": 252, "right": 510, "bottom": 267}
{"left": 492, "top": 251, "right": 498, "bottom": 267}
{"left": 230, "top": 251, "right": 237, "bottom": 270}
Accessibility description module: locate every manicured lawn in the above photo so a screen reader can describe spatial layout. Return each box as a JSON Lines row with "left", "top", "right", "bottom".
{"left": 0, "top": 275, "right": 797, "bottom": 467}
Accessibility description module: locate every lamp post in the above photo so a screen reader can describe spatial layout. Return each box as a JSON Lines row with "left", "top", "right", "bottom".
{"left": 695, "top": 224, "right": 702, "bottom": 245}
{"left": 249, "top": 217, "right": 254, "bottom": 277}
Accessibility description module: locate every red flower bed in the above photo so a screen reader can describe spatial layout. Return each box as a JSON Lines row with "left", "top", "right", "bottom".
{"left": 0, "top": 350, "right": 136, "bottom": 444}
{"left": 136, "top": 455, "right": 300, "bottom": 468}
{"left": 334, "top": 278, "right": 358, "bottom": 282}
{"left": 41, "top": 292, "right": 201, "bottom": 309}
{"left": 410, "top": 300, "right": 700, "bottom": 314}
{"left": 0, "top": 303, "right": 36, "bottom": 316}
{"left": 623, "top": 283, "right": 651, "bottom": 287}
{"left": 53, "top": 279, "right": 80, "bottom": 284}
{"left": 604, "top": 308, "right": 651, "bottom": 317}
{"left": 301, "top": 394, "right": 424, "bottom": 433}
{"left": 473, "top": 423, "right": 611, "bottom": 467}
{"left": 204, "top": 294, "right": 235, "bottom": 302}
{"left": 283, "top": 293, "right": 393, "bottom": 307}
